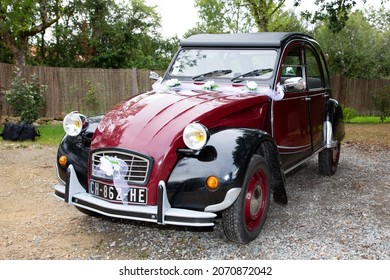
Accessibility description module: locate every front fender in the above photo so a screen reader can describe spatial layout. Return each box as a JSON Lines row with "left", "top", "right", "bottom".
{"left": 325, "top": 99, "right": 345, "bottom": 147}
{"left": 56, "top": 134, "right": 90, "bottom": 188}
{"left": 166, "top": 128, "right": 273, "bottom": 212}
{"left": 56, "top": 115, "right": 103, "bottom": 188}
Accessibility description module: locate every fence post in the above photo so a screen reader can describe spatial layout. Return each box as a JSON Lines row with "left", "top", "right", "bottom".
{"left": 131, "top": 68, "right": 138, "bottom": 97}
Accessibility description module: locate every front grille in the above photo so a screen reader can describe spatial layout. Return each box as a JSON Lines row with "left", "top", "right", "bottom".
{"left": 91, "top": 150, "right": 151, "bottom": 185}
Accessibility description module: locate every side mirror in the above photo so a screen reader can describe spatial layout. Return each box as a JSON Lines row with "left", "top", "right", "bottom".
{"left": 283, "top": 77, "right": 305, "bottom": 91}
{"left": 149, "top": 71, "right": 160, "bottom": 81}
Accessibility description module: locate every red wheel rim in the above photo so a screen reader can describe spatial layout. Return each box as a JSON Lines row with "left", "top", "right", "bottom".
{"left": 243, "top": 169, "right": 268, "bottom": 232}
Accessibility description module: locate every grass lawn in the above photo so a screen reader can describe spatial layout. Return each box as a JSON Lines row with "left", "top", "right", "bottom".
{"left": 36, "top": 124, "right": 65, "bottom": 145}
{"left": 0, "top": 123, "right": 64, "bottom": 146}
{"left": 349, "top": 116, "right": 390, "bottom": 124}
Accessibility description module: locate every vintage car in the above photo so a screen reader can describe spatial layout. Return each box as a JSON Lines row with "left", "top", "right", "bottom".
{"left": 54, "top": 32, "right": 345, "bottom": 244}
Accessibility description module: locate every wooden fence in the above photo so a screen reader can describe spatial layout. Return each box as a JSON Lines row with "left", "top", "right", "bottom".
{"left": 330, "top": 75, "right": 390, "bottom": 116}
{"left": 0, "top": 63, "right": 389, "bottom": 119}
{"left": 0, "top": 63, "right": 158, "bottom": 119}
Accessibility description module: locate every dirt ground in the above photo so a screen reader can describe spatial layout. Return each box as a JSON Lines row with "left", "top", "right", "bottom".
{"left": 0, "top": 124, "right": 389, "bottom": 260}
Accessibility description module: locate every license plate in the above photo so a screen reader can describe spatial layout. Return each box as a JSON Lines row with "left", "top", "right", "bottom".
{"left": 89, "top": 180, "right": 147, "bottom": 204}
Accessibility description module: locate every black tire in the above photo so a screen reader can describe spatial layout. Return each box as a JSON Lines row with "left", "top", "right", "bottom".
{"left": 222, "top": 155, "right": 271, "bottom": 244}
{"left": 319, "top": 141, "right": 341, "bottom": 176}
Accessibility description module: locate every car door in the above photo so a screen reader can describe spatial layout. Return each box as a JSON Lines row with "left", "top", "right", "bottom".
{"left": 272, "top": 41, "right": 328, "bottom": 171}
{"left": 272, "top": 43, "right": 312, "bottom": 170}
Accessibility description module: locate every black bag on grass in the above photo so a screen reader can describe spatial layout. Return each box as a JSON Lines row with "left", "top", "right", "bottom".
{"left": 0, "top": 122, "right": 40, "bottom": 141}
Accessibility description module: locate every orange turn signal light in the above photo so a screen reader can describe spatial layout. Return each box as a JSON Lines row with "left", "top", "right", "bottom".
{"left": 58, "top": 155, "right": 67, "bottom": 167}
{"left": 206, "top": 176, "right": 219, "bottom": 190}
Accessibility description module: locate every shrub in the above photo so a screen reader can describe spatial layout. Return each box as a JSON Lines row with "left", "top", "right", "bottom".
{"left": 342, "top": 106, "right": 358, "bottom": 123}
{"left": 84, "top": 80, "right": 100, "bottom": 114}
{"left": 5, "top": 67, "right": 46, "bottom": 124}
{"left": 372, "top": 85, "right": 390, "bottom": 122}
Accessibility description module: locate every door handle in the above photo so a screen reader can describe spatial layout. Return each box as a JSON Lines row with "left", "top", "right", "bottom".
{"left": 305, "top": 96, "right": 311, "bottom": 101}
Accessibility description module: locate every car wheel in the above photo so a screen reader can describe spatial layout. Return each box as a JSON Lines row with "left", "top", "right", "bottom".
{"left": 222, "top": 155, "right": 270, "bottom": 244}
{"left": 319, "top": 141, "right": 341, "bottom": 176}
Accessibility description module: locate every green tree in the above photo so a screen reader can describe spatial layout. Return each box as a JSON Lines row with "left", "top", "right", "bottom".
{"left": 0, "top": 40, "right": 12, "bottom": 63}
{"left": 314, "top": 11, "right": 380, "bottom": 78}
{"left": 365, "top": 5, "right": 390, "bottom": 77}
{"left": 302, "top": 0, "right": 369, "bottom": 33}
{"left": 243, "top": 0, "right": 291, "bottom": 32}
{"left": 185, "top": 0, "right": 253, "bottom": 35}
{"left": 365, "top": 4, "right": 390, "bottom": 32}
{"left": 188, "top": 0, "right": 306, "bottom": 35}
{"left": 0, "top": 0, "right": 61, "bottom": 65}
{"left": 41, "top": 0, "right": 174, "bottom": 69}
{"left": 0, "top": 0, "right": 177, "bottom": 70}
{"left": 203, "top": 0, "right": 254, "bottom": 33}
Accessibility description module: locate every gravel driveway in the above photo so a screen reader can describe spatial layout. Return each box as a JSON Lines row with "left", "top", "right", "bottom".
{"left": 0, "top": 142, "right": 389, "bottom": 260}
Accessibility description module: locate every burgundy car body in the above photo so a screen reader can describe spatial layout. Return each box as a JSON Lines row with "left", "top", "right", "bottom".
{"left": 54, "top": 32, "right": 345, "bottom": 243}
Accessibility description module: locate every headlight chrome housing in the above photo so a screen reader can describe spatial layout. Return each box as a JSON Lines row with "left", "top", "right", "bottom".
{"left": 183, "top": 122, "right": 209, "bottom": 151}
{"left": 63, "top": 112, "right": 88, "bottom": 136}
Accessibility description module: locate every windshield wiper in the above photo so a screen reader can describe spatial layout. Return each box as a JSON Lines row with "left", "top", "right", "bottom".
{"left": 231, "top": 68, "right": 273, "bottom": 82}
{"left": 192, "top": 69, "right": 232, "bottom": 81}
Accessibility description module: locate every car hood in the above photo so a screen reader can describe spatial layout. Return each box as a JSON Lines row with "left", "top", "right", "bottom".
{"left": 92, "top": 89, "right": 268, "bottom": 149}
{"left": 90, "top": 87, "right": 269, "bottom": 195}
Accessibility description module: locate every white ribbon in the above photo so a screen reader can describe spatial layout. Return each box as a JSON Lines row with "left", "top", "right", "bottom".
{"left": 97, "top": 156, "right": 130, "bottom": 204}
{"left": 152, "top": 80, "right": 284, "bottom": 101}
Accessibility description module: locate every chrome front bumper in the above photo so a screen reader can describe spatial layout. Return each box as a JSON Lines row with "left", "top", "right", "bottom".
{"left": 54, "top": 164, "right": 217, "bottom": 227}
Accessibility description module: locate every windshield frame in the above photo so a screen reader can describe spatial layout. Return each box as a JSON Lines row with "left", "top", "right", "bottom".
{"left": 165, "top": 48, "right": 279, "bottom": 84}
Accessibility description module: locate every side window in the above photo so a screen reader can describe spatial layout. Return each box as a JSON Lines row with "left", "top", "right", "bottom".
{"left": 280, "top": 45, "right": 305, "bottom": 92}
{"left": 305, "top": 47, "right": 324, "bottom": 89}
{"left": 319, "top": 52, "right": 330, "bottom": 88}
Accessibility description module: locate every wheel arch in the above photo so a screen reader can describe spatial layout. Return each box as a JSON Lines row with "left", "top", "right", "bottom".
{"left": 167, "top": 127, "right": 287, "bottom": 210}
{"left": 255, "top": 138, "right": 288, "bottom": 205}
{"left": 325, "top": 98, "right": 345, "bottom": 146}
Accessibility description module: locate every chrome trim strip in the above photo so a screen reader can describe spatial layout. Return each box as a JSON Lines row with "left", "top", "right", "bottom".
{"left": 55, "top": 162, "right": 66, "bottom": 185}
{"left": 204, "top": 188, "right": 241, "bottom": 212}
{"left": 308, "top": 92, "right": 326, "bottom": 97}
{"left": 325, "top": 120, "right": 337, "bottom": 148}
{"left": 283, "top": 146, "right": 325, "bottom": 174}
{"left": 278, "top": 95, "right": 307, "bottom": 101}
{"left": 60, "top": 165, "right": 216, "bottom": 227}
{"left": 157, "top": 180, "right": 172, "bottom": 224}
{"left": 277, "top": 144, "right": 312, "bottom": 150}
{"left": 66, "top": 165, "right": 86, "bottom": 203}
{"left": 54, "top": 183, "right": 65, "bottom": 200}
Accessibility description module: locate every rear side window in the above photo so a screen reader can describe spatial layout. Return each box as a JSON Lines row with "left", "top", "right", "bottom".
{"left": 305, "top": 47, "right": 324, "bottom": 89}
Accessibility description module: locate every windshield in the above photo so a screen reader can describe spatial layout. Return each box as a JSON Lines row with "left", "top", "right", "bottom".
{"left": 169, "top": 49, "right": 277, "bottom": 81}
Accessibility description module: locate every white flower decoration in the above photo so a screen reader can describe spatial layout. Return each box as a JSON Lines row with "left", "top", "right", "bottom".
{"left": 166, "top": 78, "right": 181, "bottom": 88}
{"left": 99, "top": 156, "right": 127, "bottom": 177}
{"left": 246, "top": 81, "right": 258, "bottom": 91}
{"left": 203, "top": 81, "right": 218, "bottom": 90}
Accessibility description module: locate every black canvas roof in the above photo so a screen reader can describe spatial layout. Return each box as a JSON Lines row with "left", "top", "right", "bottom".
{"left": 181, "top": 32, "right": 314, "bottom": 48}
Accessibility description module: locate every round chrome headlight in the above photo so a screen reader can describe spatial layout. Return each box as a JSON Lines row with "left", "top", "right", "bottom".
{"left": 63, "top": 112, "right": 87, "bottom": 136}
{"left": 183, "top": 123, "right": 209, "bottom": 150}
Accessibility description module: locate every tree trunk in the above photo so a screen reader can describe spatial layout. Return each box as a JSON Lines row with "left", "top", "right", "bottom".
{"left": 14, "top": 48, "right": 27, "bottom": 66}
